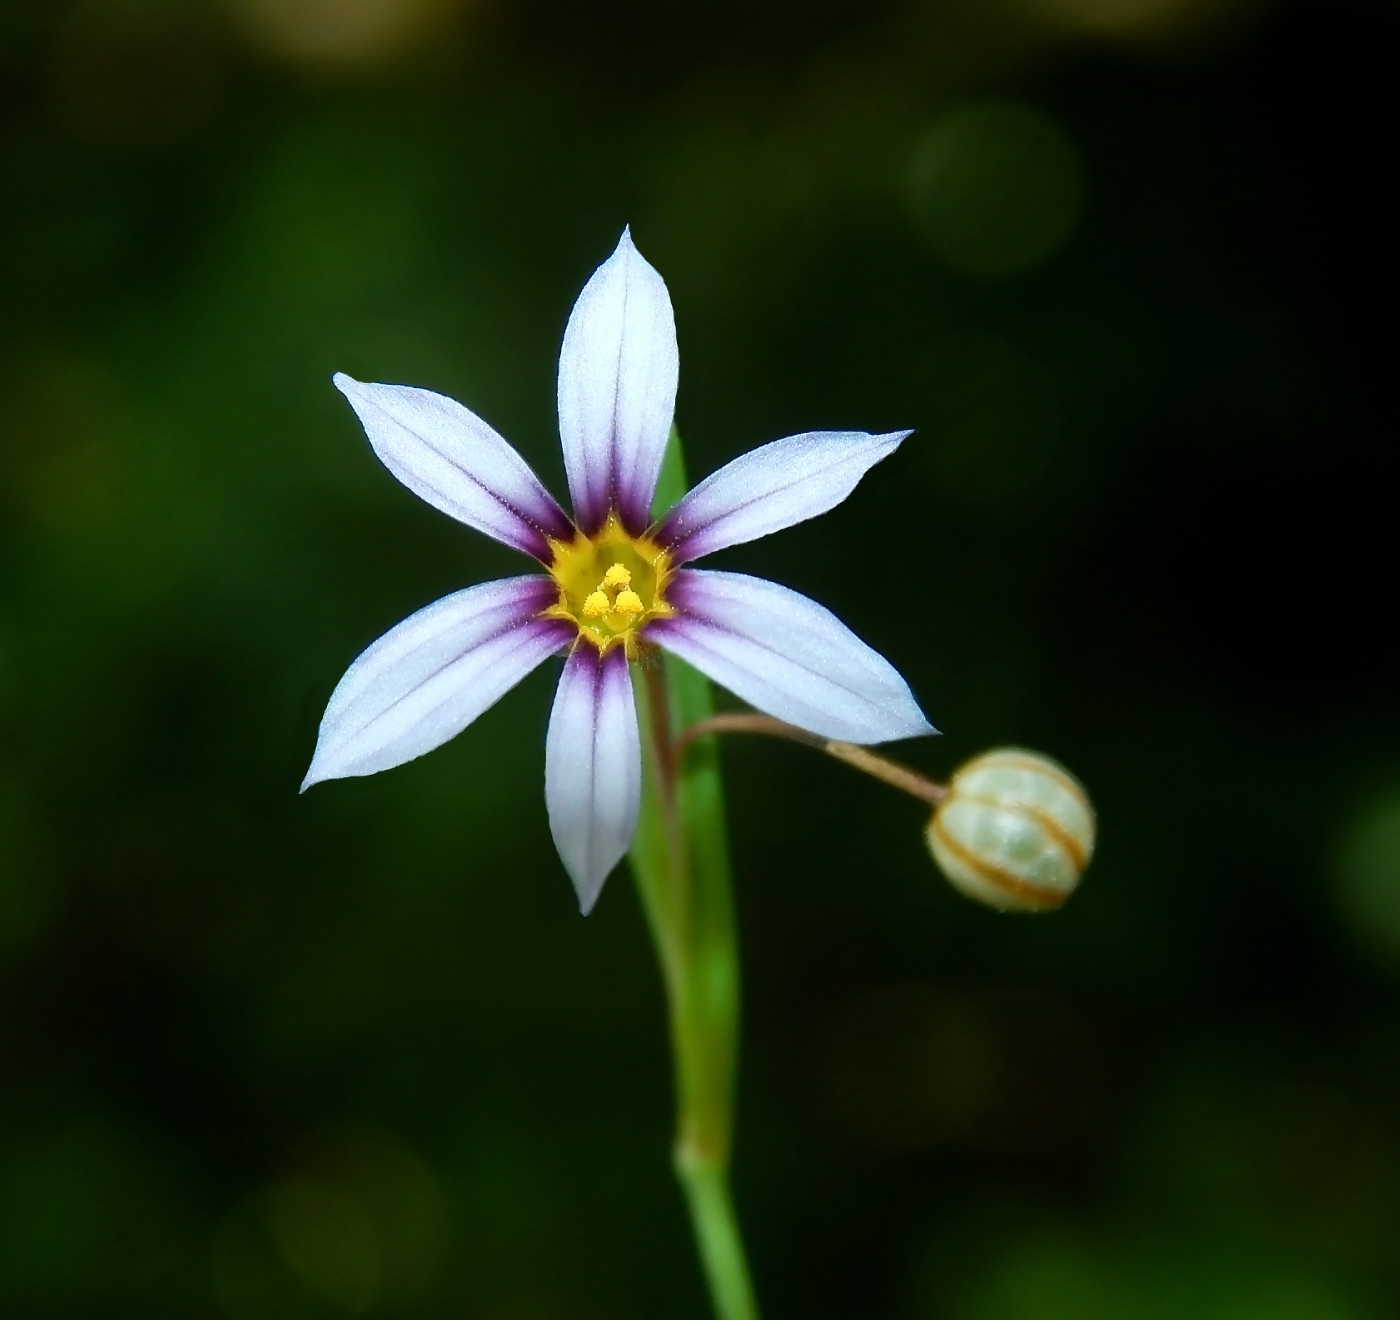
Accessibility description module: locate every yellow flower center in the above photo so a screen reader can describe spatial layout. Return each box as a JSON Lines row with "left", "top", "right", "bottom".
{"left": 544, "top": 513, "right": 673, "bottom": 654}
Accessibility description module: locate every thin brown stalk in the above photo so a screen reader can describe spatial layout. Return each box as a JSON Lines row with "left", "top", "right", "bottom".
{"left": 677, "top": 711, "right": 946, "bottom": 806}
{"left": 643, "top": 660, "right": 680, "bottom": 801}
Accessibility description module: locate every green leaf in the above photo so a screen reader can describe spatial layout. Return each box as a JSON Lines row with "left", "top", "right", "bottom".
{"left": 652, "top": 423, "right": 690, "bottom": 520}
{"left": 630, "top": 425, "right": 755, "bottom": 1319}
{"left": 630, "top": 426, "right": 740, "bottom": 1160}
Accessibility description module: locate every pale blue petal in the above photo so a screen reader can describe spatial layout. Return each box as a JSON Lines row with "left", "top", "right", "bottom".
{"left": 656, "top": 429, "right": 910, "bottom": 563}
{"left": 335, "top": 374, "right": 574, "bottom": 560}
{"left": 302, "top": 577, "right": 569, "bottom": 787}
{"left": 545, "top": 645, "right": 641, "bottom": 913}
{"left": 647, "top": 570, "right": 935, "bottom": 744}
{"left": 556, "top": 230, "right": 679, "bottom": 535}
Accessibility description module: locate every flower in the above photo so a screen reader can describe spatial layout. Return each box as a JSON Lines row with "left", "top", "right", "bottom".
{"left": 303, "top": 230, "right": 935, "bottom": 912}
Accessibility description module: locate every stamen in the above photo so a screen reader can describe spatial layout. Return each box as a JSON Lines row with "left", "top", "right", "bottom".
{"left": 543, "top": 513, "right": 673, "bottom": 651}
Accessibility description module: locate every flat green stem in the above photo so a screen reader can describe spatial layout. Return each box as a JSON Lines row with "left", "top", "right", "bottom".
{"left": 630, "top": 657, "right": 759, "bottom": 1320}
{"left": 630, "top": 426, "right": 758, "bottom": 1320}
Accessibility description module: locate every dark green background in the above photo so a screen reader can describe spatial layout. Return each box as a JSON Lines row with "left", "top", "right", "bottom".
{"left": 2, "top": 0, "right": 1398, "bottom": 1315}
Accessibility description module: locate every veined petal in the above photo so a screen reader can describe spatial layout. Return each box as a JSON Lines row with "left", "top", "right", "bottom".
{"left": 335, "top": 374, "right": 574, "bottom": 561}
{"left": 557, "top": 229, "right": 678, "bottom": 536}
{"left": 646, "top": 570, "right": 936, "bottom": 744}
{"left": 302, "top": 577, "right": 570, "bottom": 788}
{"left": 545, "top": 645, "right": 641, "bottom": 914}
{"left": 655, "top": 429, "right": 911, "bottom": 564}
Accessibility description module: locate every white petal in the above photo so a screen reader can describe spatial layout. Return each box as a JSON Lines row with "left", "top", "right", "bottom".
{"left": 646, "top": 570, "right": 935, "bottom": 744}
{"left": 303, "top": 577, "right": 570, "bottom": 787}
{"left": 656, "top": 429, "right": 910, "bottom": 563}
{"left": 335, "top": 374, "right": 574, "bottom": 560}
{"left": 556, "top": 230, "right": 679, "bottom": 535}
{"left": 545, "top": 645, "right": 641, "bottom": 913}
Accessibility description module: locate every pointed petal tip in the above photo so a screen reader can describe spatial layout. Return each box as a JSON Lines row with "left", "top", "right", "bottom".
{"left": 658, "top": 427, "right": 914, "bottom": 563}
{"left": 545, "top": 646, "right": 640, "bottom": 921}
{"left": 610, "top": 225, "right": 658, "bottom": 273}
{"left": 298, "top": 749, "right": 340, "bottom": 793}
{"left": 653, "top": 570, "right": 937, "bottom": 745}
{"left": 558, "top": 227, "right": 678, "bottom": 533}
{"left": 895, "top": 702, "right": 940, "bottom": 741}
{"left": 849, "top": 712, "right": 939, "bottom": 746}
{"left": 568, "top": 850, "right": 617, "bottom": 915}
{"left": 557, "top": 832, "right": 622, "bottom": 918}
{"left": 298, "top": 761, "right": 333, "bottom": 794}
{"left": 903, "top": 715, "right": 941, "bottom": 741}
{"left": 575, "top": 879, "right": 604, "bottom": 916}
{"left": 331, "top": 379, "right": 572, "bottom": 555}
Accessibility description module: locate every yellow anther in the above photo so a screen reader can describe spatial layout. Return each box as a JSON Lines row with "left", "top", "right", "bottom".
{"left": 542, "top": 513, "right": 674, "bottom": 651}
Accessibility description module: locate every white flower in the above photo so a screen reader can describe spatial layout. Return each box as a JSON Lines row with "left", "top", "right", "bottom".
{"left": 303, "top": 230, "right": 935, "bottom": 911}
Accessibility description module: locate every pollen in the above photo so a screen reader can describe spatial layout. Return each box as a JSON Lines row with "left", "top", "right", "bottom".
{"left": 544, "top": 513, "right": 674, "bottom": 655}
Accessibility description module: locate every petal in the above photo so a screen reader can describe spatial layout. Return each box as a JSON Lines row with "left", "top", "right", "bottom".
{"left": 302, "top": 576, "right": 571, "bottom": 787}
{"left": 655, "top": 429, "right": 911, "bottom": 564}
{"left": 646, "top": 570, "right": 936, "bottom": 744}
{"left": 557, "top": 229, "right": 679, "bottom": 536}
{"left": 335, "top": 373, "right": 574, "bottom": 561}
{"left": 545, "top": 644, "right": 641, "bottom": 913}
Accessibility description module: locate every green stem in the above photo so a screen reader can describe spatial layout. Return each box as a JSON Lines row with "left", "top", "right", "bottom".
{"left": 630, "top": 657, "right": 759, "bottom": 1320}
{"left": 677, "top": 1158, "right": 756, "bottom": 1320}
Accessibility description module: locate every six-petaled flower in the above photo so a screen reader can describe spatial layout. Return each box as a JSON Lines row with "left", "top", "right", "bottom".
{"left": 302, "top": 230, "right": 935, "bottom": 911}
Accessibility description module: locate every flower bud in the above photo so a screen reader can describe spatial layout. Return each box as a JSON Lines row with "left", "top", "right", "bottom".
{"left": 925, "top": 748, "right": 1095, "bottom": 912}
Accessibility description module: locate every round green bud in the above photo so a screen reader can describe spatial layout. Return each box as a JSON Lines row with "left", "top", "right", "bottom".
{"left": 925, "top": 748, "right": 1095, "bottom": 912}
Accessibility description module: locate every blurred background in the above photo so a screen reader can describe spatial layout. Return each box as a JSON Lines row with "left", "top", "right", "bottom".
{"left": 2, "top": 0, "right": 1398, "bottom": 1315}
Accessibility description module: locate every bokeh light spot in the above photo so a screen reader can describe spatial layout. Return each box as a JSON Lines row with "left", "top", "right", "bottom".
{"left": 957, "top": 1236, "right": 1117, "bottom": 1320}
{"left": 268, "top": 1179, "right": 380, "bottom": 1312}
{"left": 1021, "top": 0, "right": 1266, "bottom": 46}
{"left": 818, "top": 985, "right": 1101, "bottom": 1154}
{"left": 1029, "top": 0, "right": 1191, "bottom": 33}
{"left": 228, "top": 0, "right": 466, "bottom": 68}
{"left": 1333, "top": 786, "right": 1400, "bottom": 970}
{"left": 951, "top": 1232, "right": 1369, "bottom": 1320}
{"left": 908, "top": 102, "right": 1084, "bottom": 278}
{"left": 211, "top": 1127, "right": 444, "bottom": 1318}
